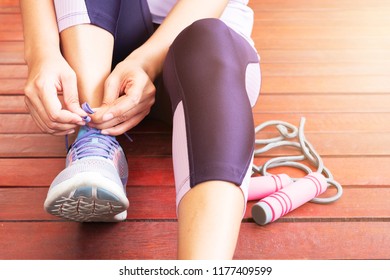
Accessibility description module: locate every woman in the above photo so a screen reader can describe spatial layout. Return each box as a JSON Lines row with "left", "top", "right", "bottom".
{"left": 20, "top": 0, "right": 261, "bottom": 259}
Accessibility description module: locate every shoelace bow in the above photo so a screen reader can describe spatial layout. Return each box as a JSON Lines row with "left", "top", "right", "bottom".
{"left": 65, "top": 103, "right": 120, "bottom": 161}
{"left": 252, "top": 117, "right": 343, "bottom": 204}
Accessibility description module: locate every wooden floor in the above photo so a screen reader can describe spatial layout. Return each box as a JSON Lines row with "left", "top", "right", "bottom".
{"left": 1, "top": 0, "right": 390, "bottom": 260}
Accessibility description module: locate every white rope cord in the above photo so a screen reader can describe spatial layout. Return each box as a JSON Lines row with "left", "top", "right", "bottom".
{"left": 252, "top": 117, "right": 343, "bottom": 204}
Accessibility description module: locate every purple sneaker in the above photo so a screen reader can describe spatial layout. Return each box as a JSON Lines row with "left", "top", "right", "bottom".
{"left": 44, "top": 126, "right": 129, "bottom": 222}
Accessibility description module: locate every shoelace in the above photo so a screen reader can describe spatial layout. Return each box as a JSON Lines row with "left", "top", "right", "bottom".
{"left": 64, "top": 103, "right": 127, "bottom": 161}
{"left": 69, "top": 127, "right": 119, "bottom": 161}
{"left": 252, "top": 117, "right": 343, "bottom": 204}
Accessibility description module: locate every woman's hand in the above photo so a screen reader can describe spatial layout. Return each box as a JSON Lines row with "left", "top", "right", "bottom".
{"left": 89, "top": 57, "right": 156, "bottom": 136}
{"left": 79, "top": 0, "right": 229, "bottom": 136}
{"left": 24, "top": 53, "right": 87, "bottom": 135}
{"left": 20, "top": 0, "right": 87, "bottom": 135}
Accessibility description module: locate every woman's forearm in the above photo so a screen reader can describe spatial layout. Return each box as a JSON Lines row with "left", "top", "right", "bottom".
{"left": 130, "top": 0, "right": 229, "bottom": 80}
{"left": 20, "top": 0, "right": 61, "bottom": 65}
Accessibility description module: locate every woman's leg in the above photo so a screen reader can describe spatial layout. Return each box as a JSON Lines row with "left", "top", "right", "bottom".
{"left": 163, "top": 19, "right": 261, "bottom": 259}
{"left": 60, "top": 25, "right": 114, "bottom": 108}
{"left": 54, "top": 0, "right": 120, "bottom": 107}
{"left": 44, "top": 1, "right": 127, "bottom": 222}
{"left": 178, "top": 181, "right": 246, "bottom": 259}
{"left": 56, "top": 0, "right": 155, "bottom": 110}
{"left": 47, "top": 0, "right": 157, "bottom": 222}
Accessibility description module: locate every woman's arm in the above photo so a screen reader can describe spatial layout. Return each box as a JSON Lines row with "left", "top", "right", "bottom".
{"left": 20, "top": 0, "right": 86, "bottom": 135}
{"left": 20, "top": 0, "right": 60, "bottom": 65}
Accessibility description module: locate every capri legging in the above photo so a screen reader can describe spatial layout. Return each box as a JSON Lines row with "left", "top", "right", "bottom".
{"left": 54, "top": 0, "right": 261, "bottom": 214}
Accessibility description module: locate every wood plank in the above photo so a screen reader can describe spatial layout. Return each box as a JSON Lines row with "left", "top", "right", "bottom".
{"left": 0, "top": 42, "right": 25, "bottom": 64}
{"left": 1, "top": 156, "right": 389, "bottom": 188}
{"left": 256, "top": 95, "right": 390, "bottom": 113}
{"left": 0, "top": 0, "right": 21, "bottom": 7}
{"left": 0, "top": 42, "right": 25, "bottom": 65}
{"left": 2, "top": 112, "right": 390, "bottom": 134}
{"left": 4, "top": 43, "right": 390, "bottom": 65}
{"left": 0, "top": 114, "right": 39, "bottom": 133}
{"left": 0, "top": 106, "right": 171, "bottom": 134}
{"left": 253, "top": 113, "right": 390, "bottom": 133}
{"left": 0, "top": 187, "right": 389, "bottom": 221}
{"left": 253, "top": 34, "right": 390, "bottom": 52}
{"left": 0, "top": 222, "right": 178, "bottom": 260}
{"left": 0, "top": 186, "right": 176, "bottom": 221}
{"left": 260, "top": 49, "right": 390, "bottom": 63}
{"left": 0, "top": 64, "right": 27, "bottom": 78}
{"left": 0, "top": 133, "right": 173, "bottom": 157}
{"left": 0, "top": 95, "right": 26, "bottom": 113}
{"left": 255, "top": 26, "right": 390, "bottom": 39}
{"left": 261, "top": 63, "right": 390, "bottom": 77}
{"left": 0, "top": 13, "right": 22, "bottom": 39}
{"left": 0, "top": 78, "right": 25, "bottom": 94}
{"left": 255, "top": 132, "right": 390, "bottom": 156}
{"left": 254, "top": 10, "right": 390, "bottom": 27}
{"left": 0, "top": 112, "right": 172, "bottom": 133}
{"left": 250, "top": 0, "right": 390, "bottom": 11}
{"left": 0, "top": 221, "right": 388, "bottom": 259}
{"left": 235, "top": 222, "right": 390, "bottom": 260}
{"left": 0, "top": 6, "right": 19, "bottom": 14}
{"left": 0, "top": 0, "right": 20, "bottom": 13}
{"left": 0, "top": 31, "right": 21, "bottom": 41}
{"left": 0, "top": 131, "right": 389, "bottom": 157}
{"left": 4, "top": 75, "right": 390, "bottom": 95}
{"left": 0, "top": 14, "right": 22, "bottom": 32}
{"left": 3, "top": 94, "right": 390, "bottom": 115}
{"left": 4, "top": 63, "right": 390, "bottom": 79}
{"left": 0, "top": 134, "right": 69, "bottom": 157}
{"left": 260, "top": 76, "right": 390, "bottom": 94}
{"left": 3, "top": 48, "right": 390, "bottom": 67}
{"left": 0, "top": 157, "right": 175, "bottom": 187}
{"left": 253, "top": 156, "right": 390, "bottom": 187}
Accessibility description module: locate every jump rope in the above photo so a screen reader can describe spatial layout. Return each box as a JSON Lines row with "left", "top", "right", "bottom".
{"left": 249, "top": 117, "right": 343, "bottom": 225}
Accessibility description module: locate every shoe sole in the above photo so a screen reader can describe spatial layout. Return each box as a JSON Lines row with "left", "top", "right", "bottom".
{"left": 44, "top": 172, "right": 129, "bottom": 222}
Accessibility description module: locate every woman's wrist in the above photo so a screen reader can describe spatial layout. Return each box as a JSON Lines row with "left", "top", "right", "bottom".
{"left": 126, "top": 44, "right": 167, "bottom": 81}
{"left": 24, "top": 44, "right": 62, "bottom": 67}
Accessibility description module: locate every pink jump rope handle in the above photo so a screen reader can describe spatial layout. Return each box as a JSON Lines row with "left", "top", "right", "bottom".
{"left": 252, "top": 172, "right": 328, "bottom": 225}
{"left": 248, "top": 174, "right": 293, "bottom": 201}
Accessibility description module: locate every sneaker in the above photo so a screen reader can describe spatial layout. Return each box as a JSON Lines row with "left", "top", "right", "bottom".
{"left": 44, "top": 126, "right": 129, "bottom": 222}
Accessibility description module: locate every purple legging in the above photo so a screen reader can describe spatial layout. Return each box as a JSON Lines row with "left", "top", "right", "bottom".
{"left": 54, "top": 0, "right": 261, "bottom": 213}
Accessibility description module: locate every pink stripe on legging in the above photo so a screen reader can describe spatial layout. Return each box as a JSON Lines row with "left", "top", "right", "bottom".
{"left": 172, "top": 101, "right": 191, "bottom": 215}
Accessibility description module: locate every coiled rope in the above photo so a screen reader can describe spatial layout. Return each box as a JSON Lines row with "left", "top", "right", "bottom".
{"left": 252, "top": 117, "right": 343, "bottom": 204}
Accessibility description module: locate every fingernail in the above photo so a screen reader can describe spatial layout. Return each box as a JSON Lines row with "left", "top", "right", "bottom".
{"left": 82, "top": 115, "right": 91, "bottom": 123}
{"left": 101, "top": 129, "right": 109, "bottom": 135}
{"left": 102, "top": 113, "right": 114, "bottom": 121}
{"left": 77, "top": 121, "right": 86, "bottom": 126}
